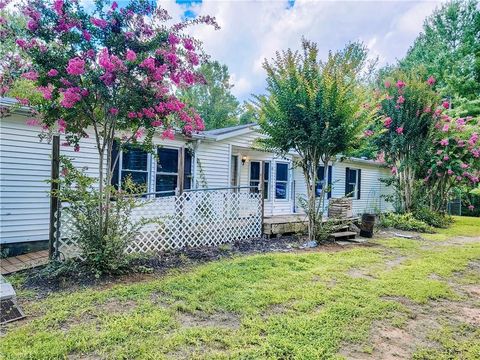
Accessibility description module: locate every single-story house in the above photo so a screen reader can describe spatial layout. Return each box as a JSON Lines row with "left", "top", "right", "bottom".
{"left": 0, "top": 97, "right": 393, "bottom": 247}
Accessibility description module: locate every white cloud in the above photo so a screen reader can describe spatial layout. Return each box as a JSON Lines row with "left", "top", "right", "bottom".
{"left": 160, "top": 0, "right": 445, "bottom": 101}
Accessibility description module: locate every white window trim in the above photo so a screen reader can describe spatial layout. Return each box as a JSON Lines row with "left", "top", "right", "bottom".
{"left": 347, "top": 168, "right": 360, "bottom": 199}
{"left": 248, "top": 160, "right": 271, "bottom": 201}
{"left": 275, "top": 161, "right": 290, "bottom": 201}
{"left": 117, "top": 148, "right": 152, "bottom": 192}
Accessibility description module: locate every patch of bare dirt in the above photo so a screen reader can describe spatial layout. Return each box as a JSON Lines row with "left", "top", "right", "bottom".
{"left": 421, "top": 236, "right": 480, "bottom": 251}
{"left": 341, "top": 272, "right": 480, "bottom": 360}
{"left": 347, "top": 268, "right": 376, "bottom": 280}
{"left": 176, "top": 311, "right": 240, "bottom": 330}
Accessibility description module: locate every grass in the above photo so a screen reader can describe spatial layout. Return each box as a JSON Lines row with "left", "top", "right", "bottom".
{"left": 423, "top": 216, "right": 480, "bottom": 241}
{"left": 1, "top": 217, "right": 479, "bottom": 359}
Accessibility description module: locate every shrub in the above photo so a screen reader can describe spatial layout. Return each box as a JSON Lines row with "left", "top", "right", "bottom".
{"left": 379, "top": 212, "right": 435, "bottom": 233}
{"left": 413, "top": 208, "right": 454, "bottom": 228}
{"left": 56, "top": 159, "right": 156, "bottom": 276}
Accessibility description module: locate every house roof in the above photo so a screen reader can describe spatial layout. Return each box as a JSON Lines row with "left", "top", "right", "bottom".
{"left": 0, "top": 97, "right": 32, "bottom": 115}
{"left": 201, "top": 123, "right": 256, "bottom": 136}
{"left": 198, "top": 123, "right": 258, "bottom": 141}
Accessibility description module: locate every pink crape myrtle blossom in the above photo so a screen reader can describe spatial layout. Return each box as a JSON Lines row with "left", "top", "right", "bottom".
{"left": 396, "top": 80, "right": 405, "bottom": 89}
{"left": 383, "top": 117, "right": 392, "bottom": 128}
{"left": 440, "top": 138, "right": 449, "bottom": 146}
{"left": 468, "top": 205, "right": 475, "bottom": 211}
{"left": 426, "top": 76, "right": 435, "bottom": 86}
{"left": 442, "top": 124, "right": 449, "bottom": 132}
{"left": 442, "top": 101, "right": 450, "bottom": 109}
{"left": 391, "top": 166, "right": 397, "bottom": 175}
{"left": 52, "top": 0, "right": 63, "bottom": 16}
{"left": 363, "top": 129, "right": 374, "bottom": 137}
{"left": 396, "top": 127, "right": 403, "bottom": 135}
{"left": 396, "top": 95, "right": 405, "bottom": 105}
{"left": 125, "top": 49, "right": 136, "bottom": 62}
{"left": 162, "top": 128, "right": 175, "bottom": 140}
{"left": 134, "top": 128, "right": 145, "bottom": 140}
{"left": 90, "top": 17, "right": 108, "bottom": 29}
{"left": 60, "top": 87, "right": 82, "bottom": 108}
{"left": 468, "top": 133, "right": 478, "bottom": 146}
{"left": 57, "top": 118, "right": 66, "bottom": 133}
{"left": 21, "top": 71, "right": 39, "bottom": 81}
{"left": 37, "top": 84, "right": 54, "bottom": 100}
{"left": 66, "top": 57, "right": 85, "bottom": 76}
{"left": 47, "top": 69, "right": 58, "bottom": 77}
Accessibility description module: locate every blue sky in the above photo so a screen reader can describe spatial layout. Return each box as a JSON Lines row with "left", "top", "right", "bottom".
{"left": 161, "top": 0, "right": 445, "bottom": 101}
{"left": 107, "top": 1, "right": 445, "bottom": 101}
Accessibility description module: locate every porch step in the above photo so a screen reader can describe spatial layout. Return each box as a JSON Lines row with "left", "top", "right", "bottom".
{"left": 330, "top": 231, "right": 356, "bottom": 240}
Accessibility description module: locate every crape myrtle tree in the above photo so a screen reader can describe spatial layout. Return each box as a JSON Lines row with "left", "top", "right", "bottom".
{"left": 422, "top": 113, "right": 479, "bottom": 211}
{"left": 256, "top": 40, "right": 372, "bottom": 240}
{"left": 1, "top": 0, "right": 218, "bottom": 258}
{"left": 368, "top": 70, "right": 440, "bottom": 213}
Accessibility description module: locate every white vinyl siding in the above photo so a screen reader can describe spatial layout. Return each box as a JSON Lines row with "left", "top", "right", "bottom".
{"left": 1, "top": 116, "right": 394, "bottom": 244}
{"left": 1, "top": 114, "right": 102, "bottom": 244}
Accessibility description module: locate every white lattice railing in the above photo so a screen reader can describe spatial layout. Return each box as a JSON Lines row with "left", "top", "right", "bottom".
{"left": 56, "top": 189, "right": 262, "bottom": 259}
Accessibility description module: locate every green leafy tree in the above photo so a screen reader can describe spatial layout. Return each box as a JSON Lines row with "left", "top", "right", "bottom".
{"left": 400, "top": 0, "right": 480, "bottom": 100}
{"left": 180, "top": 60, "right": 240, "bottom": 130}
{"left": 256, "top": 40, "right": 371, "bottom": 240}
{"left": 238, "top": 101, "right": 258, "bottom": 124}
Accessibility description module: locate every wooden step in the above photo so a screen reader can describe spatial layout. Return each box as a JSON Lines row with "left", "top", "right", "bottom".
{"left": 330, "top": 231, "right": 356, "bottom": 240}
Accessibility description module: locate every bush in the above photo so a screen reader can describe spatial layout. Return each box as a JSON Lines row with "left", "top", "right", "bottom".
{"left": 379, "top": 212, "right": 435, "bottom": 233}
{"left": 413, "top": 208, "right": 454, "bottom": 228}
{"left": 56, "top": 159, "right": 156, "bottom": 276}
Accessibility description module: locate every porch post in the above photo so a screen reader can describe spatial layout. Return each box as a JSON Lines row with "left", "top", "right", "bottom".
{"left": 177, "top": 146, "right": 185, "bottom": 195}
{"left": 48, "top": 135, "right": 60, "bottom": 260}
{"left": 259, "top": 160, "right": 265, "bottom": 235}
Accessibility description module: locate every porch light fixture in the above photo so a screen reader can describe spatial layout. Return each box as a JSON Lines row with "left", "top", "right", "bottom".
{"left": 241, "top": 155, "right": 247, "bottom": 166}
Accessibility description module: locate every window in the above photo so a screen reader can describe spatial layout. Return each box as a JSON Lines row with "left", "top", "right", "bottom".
{"left": 345, "top": 167, "right": 361, "bottom": 199}
{"left": 316, "top": 165, "right": 332, "bottom": 198}
{"left": 111, "top": 144, "right": 192, "bottom": 196}
{"left": 250, "top": 161, "right": 270, "bottom": 199}
{"left": 275, "top": 162, "right": 289, "bottom": 200}
{"left": 111, "top": 144, "right": 149, "bottom": 190}
{"left": 156, "top": 148, "right": 179, "bottom": 196}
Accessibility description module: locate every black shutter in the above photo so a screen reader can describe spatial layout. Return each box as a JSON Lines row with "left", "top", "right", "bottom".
{"left": 327, "top": 165, "right": 332, "bottom": 199}
{"left": 357, "top": 169, "right": 362, "bottom": 199}
{"left": 111, "top": 141, "right": 119, "bottom": 188}
{"left": 345, "top": 167, "right": 350, "bottom": 196}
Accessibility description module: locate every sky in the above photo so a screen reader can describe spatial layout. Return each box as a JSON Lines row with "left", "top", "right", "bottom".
{"left": 101, "top": 0, "right": 445, "bottom": 101}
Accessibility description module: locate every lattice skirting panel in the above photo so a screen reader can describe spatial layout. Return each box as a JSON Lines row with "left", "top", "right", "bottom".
{"left": 56, "top": 190, "right": 262, "bottom": 259}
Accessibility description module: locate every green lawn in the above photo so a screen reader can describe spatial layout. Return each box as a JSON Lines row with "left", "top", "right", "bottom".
{"left": 1, "top": 216, "right": 479, "bottom": 359}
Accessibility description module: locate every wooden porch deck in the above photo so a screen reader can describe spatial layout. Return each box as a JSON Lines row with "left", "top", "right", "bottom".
{"left": 263, "top": 214, "right": 359, "bottom": 237}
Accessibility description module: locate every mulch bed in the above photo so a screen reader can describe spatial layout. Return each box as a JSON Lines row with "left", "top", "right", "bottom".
{"left": 14, "top": 235, "right": 363, "bottom": 296}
